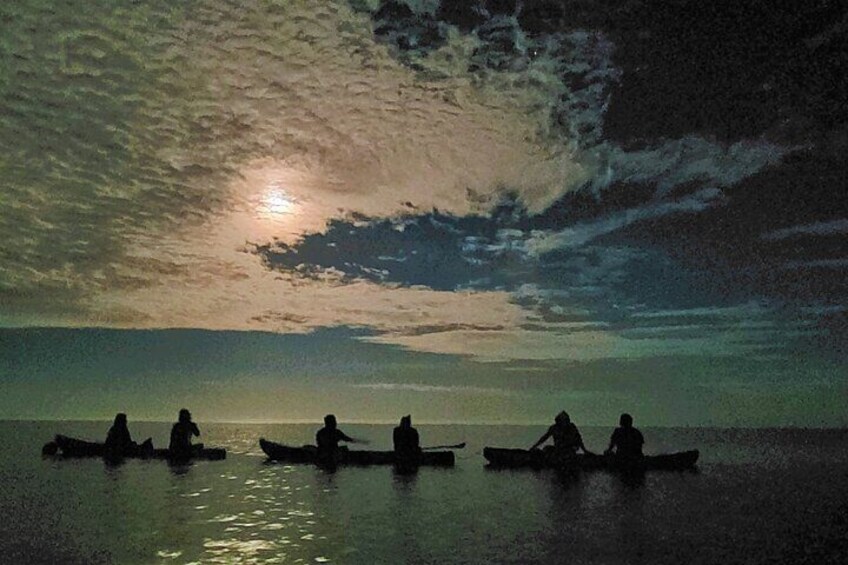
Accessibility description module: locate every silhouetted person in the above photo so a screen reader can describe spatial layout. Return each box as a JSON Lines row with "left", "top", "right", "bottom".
{"left": 104, "top": 413, "right": 152, "bottom": 456}
{"left": 316, "top": 414, "right": 363, "bottom": 458}
{"left": 530, "top": 411, "right": 591, "bottom": 454}
{"left": 169, "top": 409, "right": 200, "bottom": 455}
{"left": 605, "top": 413, "right": 644, "bottom": 458}
{"left": 105, "top": 413, "right": 134, "bottom": 451}
{"left": 393, "top": 415, "right": 421, "bottom": 458}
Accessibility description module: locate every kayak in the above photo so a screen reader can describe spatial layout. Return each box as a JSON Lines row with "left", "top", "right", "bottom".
{"left": 45, "top": 435, "right": 226, "bottom": 461}
{"left": 483, "top": 447, "right": 699, "bottom": 471}
{"left": 259, "top": 438, "right": 455, "bottom": 467}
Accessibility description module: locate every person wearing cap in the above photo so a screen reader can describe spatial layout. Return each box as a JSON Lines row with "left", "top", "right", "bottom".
{"left": 604, "top": 413, "right": 644, "bottom": 458}
{"left": 530, "top": 411, "right": 591, "bottom": 454}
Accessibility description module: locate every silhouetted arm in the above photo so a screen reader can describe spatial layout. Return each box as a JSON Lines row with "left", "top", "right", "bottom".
{"left": 191, "top": 423, "right": 200, "bottom": 437}
{"left": 530, "top": 429, "right": 552, "bottom": 450}
{"left": 337, "top": 430, "right": 369, "bottom": 445}
{"left": 576, "top": 431, "right": 594, "bottom": 455}
{"left": 604, "top": 430, "right": 618, "bottom": 455}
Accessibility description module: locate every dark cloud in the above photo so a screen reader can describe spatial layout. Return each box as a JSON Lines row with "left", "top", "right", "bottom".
{"left": 255, "top": 211, "right": 522, "bottom": 291}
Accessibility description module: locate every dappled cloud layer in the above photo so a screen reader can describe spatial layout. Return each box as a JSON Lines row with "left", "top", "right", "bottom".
{"left": 2, "top": 0, "right": 585, "bottom": 330}
{"left": 2, "top": 0, "right": 844, "bottom": 362}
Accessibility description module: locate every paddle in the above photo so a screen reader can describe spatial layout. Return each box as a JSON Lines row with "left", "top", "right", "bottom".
{"left": 421, "top": 442, "right": 466, "bottom": 450}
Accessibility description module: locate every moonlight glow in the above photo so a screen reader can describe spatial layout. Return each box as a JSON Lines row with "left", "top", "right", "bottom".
{"left": 261, "top": 187, "right": 295, "bottom": 217}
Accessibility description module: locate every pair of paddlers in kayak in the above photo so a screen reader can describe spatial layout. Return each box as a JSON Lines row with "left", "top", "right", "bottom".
{"left": 102, "top": 408, "right": 201, "bottom": 457}
{"left": 315, "top": 413, "right": 420, "bottom": 458}
{"left": 530, "top": 411, "right": 645, "bottom": 459}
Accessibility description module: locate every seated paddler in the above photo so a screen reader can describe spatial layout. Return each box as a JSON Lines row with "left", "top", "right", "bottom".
{"left": 530, "top": 411, "right": 592, "bottom": 455}
{"left": 604, "top": 413, "right": 644, "bottom": 458}
{"left": 104, "top": 412, "right": 135, "bottom": 453}
{"left": 169, "top": 408, "right": 201, "bottom": 455}
{"left": 104, "top": 413, "right": 152, "bottom": 455}
{"left": 393, "top": 415, "right": 421, "bottom": 458}
{"left": 316, "top": 414, "right": 365, "bottom": 457}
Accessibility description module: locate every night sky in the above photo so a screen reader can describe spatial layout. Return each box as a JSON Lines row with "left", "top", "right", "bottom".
{"left": 1, "top": 0, "right": 846, "bottom": 425}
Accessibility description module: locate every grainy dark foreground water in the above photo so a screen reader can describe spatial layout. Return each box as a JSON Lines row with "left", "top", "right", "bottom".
{"left": 2, "top": 422, "right": 847, "bottom": 564}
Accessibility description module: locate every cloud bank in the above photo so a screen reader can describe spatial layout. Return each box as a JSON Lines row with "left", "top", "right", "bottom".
{"left": 2, "top": 0, "right": 844, "bottom": 364}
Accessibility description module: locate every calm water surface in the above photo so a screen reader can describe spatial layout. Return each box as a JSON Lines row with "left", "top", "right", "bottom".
{"left": 2, "top": 422, "right": 847, "bottom": 564}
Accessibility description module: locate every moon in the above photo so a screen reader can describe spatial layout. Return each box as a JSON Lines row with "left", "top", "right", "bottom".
{"left": 262, "top": 186, "right": 295, "bottom": 216}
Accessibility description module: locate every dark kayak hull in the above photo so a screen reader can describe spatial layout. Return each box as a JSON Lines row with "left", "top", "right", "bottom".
{"left": 259, "top": 439, "right": 454, "bottom": 467}
{"left": 483, "top": 447, "right": 699, "bottom": 471}
{"left": 48, "top": 435, "right": 226, "bottom": 461}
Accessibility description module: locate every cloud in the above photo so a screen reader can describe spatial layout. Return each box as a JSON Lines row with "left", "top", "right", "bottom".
{"left": 631, "top": 303, "right": 771, "bottom": 320}
{"left": 351, "top": 382, "right": 522, "bottom": 397}
{"left": 2, "top": 0, "right": 600, "bottom": 322}
{"left": 522, "top": 189, "right": 724, "bottom": 256}
{"left": 762, "top": 219, "right": 848, "bottom": 241}
{"left": 87, "top": 228, "right": 531, "bottom": 338}
{"left": 781, "top": 258, "right": 848, "bottom": 270}
{"left": 366, "top": 4, "right": 623, "bottom": 148}
{"left": 590, "top": 136, "right": 789, "bottom": 195}
{"left": 3, "top": 0, "right": 839, "bottom": 367}
{"left": 360, "top": 325, "right": 764, "bottom": 363}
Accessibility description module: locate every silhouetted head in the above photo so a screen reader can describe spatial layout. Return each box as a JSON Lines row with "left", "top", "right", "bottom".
{"left": 113, "top": 413, "right": 127, "bottom": 427}
{"left": 555, "top": 411, "right": 570, "bottom": 425}
{"left": 179, "top": 409, "right": 192, "bottom": 424}
{"left": 400, "top": 415, "right": 412, "bottom": 428}
{"left": 620, "top": 413, "right": 633, "bottom": 428}
{"left": 324, "top": 414, "right": 337, "bottom": 429}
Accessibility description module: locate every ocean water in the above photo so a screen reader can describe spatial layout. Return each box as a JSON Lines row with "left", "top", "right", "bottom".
{"left": 2, "top": 422, "right": 848, "bottom": 564}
